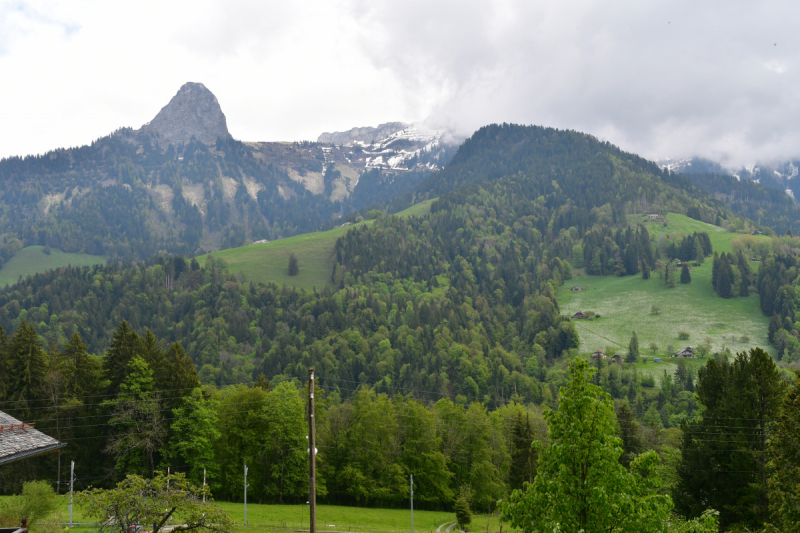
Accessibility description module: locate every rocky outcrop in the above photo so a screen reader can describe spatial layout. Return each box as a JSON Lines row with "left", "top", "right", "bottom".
{"left": 144, "top": 82, "right": 230, "bottom": 146}
{"left": 317, "top": 122, "right": 407, "bottom": 145}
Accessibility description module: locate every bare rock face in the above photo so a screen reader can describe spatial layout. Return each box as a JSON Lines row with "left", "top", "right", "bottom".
{"left": 144, "top": 82, "right": 230, "bottom": 146}
{"left": 317, "top": 122, "right": 407, "bottom": 145}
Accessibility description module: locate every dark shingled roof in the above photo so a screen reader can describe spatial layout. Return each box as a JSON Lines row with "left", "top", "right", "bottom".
{"left": 0, "top": 410, "right": 65, "bottom": 466}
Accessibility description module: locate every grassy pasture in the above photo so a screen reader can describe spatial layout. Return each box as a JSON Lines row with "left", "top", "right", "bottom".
{"left": 0, "top": 246, "right": 105, "bottom": 287}
{"left": 200, "top": 199, "right": 434, "bottom": 291}
{"left": 0, "top": 494, "right": 492, "bottom": 533}
{"left": 559, "top": 214, "right": 774, "bottom": 370}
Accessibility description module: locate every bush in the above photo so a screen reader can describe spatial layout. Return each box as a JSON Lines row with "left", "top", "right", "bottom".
{"left": 641, "top": 375, "right": 656, "bottom": 388}
{"left": 42, "top": 245, "right": 51, "bottom": 255}
{"left": 678, "top": 331, "right": 690, "bottom": 340}
{"left": 0, "top": 480, "right": 60, "bottom": 529}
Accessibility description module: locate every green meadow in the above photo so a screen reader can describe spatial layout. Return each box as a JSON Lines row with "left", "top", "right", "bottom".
{"left": 200, "top": 200, "right": 434, "bottom": 291}
{"left": 0, "top": 494, "right": 493, "bottom": 533}
{"left": 0, "top": 246, "right": 105, "bottom": 287}
{"left": 558, "top": 213, "right": 774, "bottom": 368}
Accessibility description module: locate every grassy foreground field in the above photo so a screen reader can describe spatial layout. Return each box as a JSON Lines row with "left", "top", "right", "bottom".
{"left": 0, "top": 494, "right": 503, "bottom": 533}
{"left": 0, "top": 246, "right": 105, "bottom": 287}
{"left": 558, "top": 213, "right": 774, "bottom": 367}
{"left": 200, "top": 200, "right": 435, "bottom": 291}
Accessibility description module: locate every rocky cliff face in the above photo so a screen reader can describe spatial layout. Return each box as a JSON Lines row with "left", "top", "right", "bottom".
{"left": 318, "top": 122, "right": 407, "bottom": 145}
{"left": 144, "top": 82, "right": 230, "bottom": 146}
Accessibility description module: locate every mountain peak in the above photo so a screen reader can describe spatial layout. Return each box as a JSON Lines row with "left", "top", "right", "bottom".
{"left": 144, "top": 82, "right": 230, "bottom": 146}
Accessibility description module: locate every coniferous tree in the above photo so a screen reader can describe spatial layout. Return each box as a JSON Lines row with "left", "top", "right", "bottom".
{"left": 62, "top": 332, "right": 102, "bottom": 397}
{"left": 510, "top": 412, "right": 537, "bottom": 490}
{"left": 737, "top": 250, "right": 751, "bottom": 296}
{"left": 103, "top": 321, "right": 142, "bottom": 395}
{"left": 8, "top": 320, "right": 48, "bottom": 404}
{"left": 0, "top": 326, "right": 9, "bottom": 402}
{"left": 693, "top": 239, "right": 704, "bottom": 265}
{"left": 665, "top": 263, "right": 676, "bottom": 288}
{"left": 711, "top": 252, "right": 720, "bottom": 291}
{"left": 767, "top": 373, "right": 800, "bottom": 530}
{"left": 675, "top": 348, "right": 786, "bottom": 528}
{"left": 626, "top": 331, "right": 639, "bottom": 363}
{"left": 680, "top": 263, "right": 691, "bottom": 284}
{"left": 615, "top": 401, "right": 642, "bottom": 468}
{"left": 717, "top": 255, "right": 733, "bottom": 298}
{"left": 288, "top": 253, "right": 299, "bottom": 276}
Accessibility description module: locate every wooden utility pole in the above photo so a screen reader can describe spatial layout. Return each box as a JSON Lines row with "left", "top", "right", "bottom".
{"left": 308, "top": 368, "right": 317, "bottom": 533}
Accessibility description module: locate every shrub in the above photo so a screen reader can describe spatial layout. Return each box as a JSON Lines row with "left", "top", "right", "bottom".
{"left": 678, "top": 331, "right": 690, "bottom": 340}
{"left": 0, "top": 480, "right": 60, "bottom": 528}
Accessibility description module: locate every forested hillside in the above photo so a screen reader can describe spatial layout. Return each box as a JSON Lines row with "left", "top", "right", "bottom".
{"left": 683, "top": 172, "right": 800, "bottom": 234}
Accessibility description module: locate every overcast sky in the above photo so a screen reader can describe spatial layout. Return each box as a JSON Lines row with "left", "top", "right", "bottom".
{"left": 1, "top": 0, "right": 798, "bottom": 168}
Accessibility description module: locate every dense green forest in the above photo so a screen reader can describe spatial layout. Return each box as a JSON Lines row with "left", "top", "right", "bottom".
{"left": 0, "top": 321, "right": 797, "bottom": 531}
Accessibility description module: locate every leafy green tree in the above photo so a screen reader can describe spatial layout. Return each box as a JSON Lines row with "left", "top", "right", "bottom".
{"left": 164, "top": 388, "right": 220, "bottom": 487}
{"left": 627, "top": 331, "right": 640, "bottom": 363}
{"left": 262, "top": 382, "right": 309, "bottom": 503}
{"left": 693, "top": 239, "right": 704, "bottom": 265}
{"left": 680, "top": 263, "right": 691, "bottom": 284}
{"left": 78, "top": 472, "right": 232, "bottom": 533}
{"left": 766, "top": 371, "right": 800, "bottom": 531}
{"left": 500, "top": 359, "right": 672, "bottom": 533}
{"left": 398, "top": 398, "right": 453, "bottom": 504}
{"left": 336, "top": 388, "right": 406, "bottom": 504}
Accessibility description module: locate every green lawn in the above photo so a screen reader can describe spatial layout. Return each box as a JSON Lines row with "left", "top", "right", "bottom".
{"left": 559, "top": 214, "right": 774, "bottom": 366}
{"left": 0, "top": 494, "right": 484, "bottom": 533}
{"left": 200, "top": 200, "right": 435, "bottom": 291}
{"left": 0, "top": 246, "right": 105, "bottom": 287}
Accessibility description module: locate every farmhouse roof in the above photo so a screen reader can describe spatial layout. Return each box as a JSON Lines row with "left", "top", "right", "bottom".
{"left": 572, "top": 311, "right": 588, "bottom": 319}
{"left": 0, "top": 410, "right": 65, "bottom": 467}
{"left": 570, "top": 285, "right": 584, "bottom": 291}
{"left": 672, "top": 346, "right": 695, "bottom": 358}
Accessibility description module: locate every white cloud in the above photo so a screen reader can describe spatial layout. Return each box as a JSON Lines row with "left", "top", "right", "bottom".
{"left": 1, "top": 0, "right": 799, "bottom": 169}
{"left": 764, "top": 60, "right": 787, "bottom": 74}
